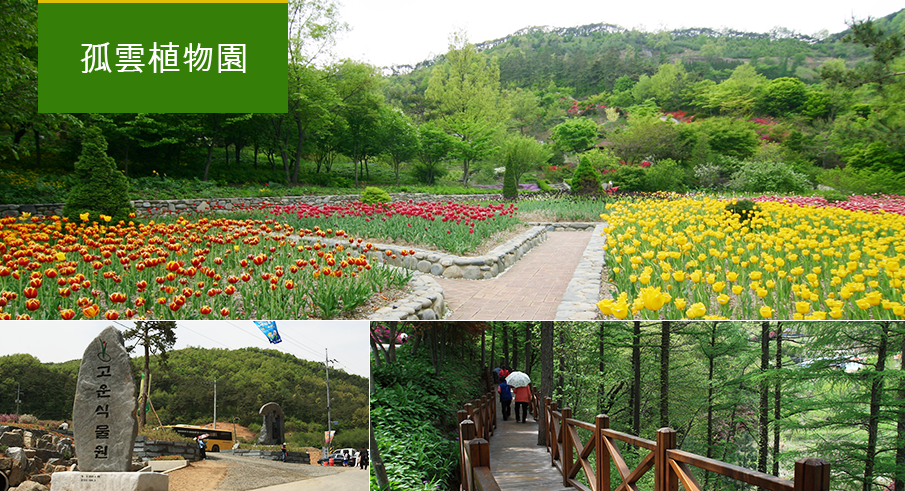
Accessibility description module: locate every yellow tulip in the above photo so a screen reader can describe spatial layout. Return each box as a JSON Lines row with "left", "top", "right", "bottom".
{"left": 760, "top": 306, "right": 773, "bottom": 318}
{"left": 795, "top": 302, "right": 811, "bottom": 315}
{"left": 674, "top": 298, "right": 687, "bottom": 311}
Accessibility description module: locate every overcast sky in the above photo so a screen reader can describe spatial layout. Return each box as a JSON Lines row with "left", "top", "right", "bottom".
{"left": 0, "top": 321, "right": 369, "bottom": 378}
{"left": 331, "top": 0, "right": 903, "bottom": 67}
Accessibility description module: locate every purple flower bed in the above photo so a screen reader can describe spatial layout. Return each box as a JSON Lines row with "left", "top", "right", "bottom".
{"left": 471, "top": 184, "right": 541, "bottom": 191}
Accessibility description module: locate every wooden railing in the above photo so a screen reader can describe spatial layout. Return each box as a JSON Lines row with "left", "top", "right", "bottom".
{"left": 457, "top": 384, "right": 548, "bottom": 491}
{"left": 458, "top": 391, "right": 500, "bottom": 491}
{"left": 543, "top": 397, "right": 830, "bottom": 491}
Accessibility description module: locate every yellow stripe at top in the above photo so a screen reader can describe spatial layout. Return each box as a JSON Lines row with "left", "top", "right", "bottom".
{"left": 39, "top": 0, "right": 286, "bottom": 3}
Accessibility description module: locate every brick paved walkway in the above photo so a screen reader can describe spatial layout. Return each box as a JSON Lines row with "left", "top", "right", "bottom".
{"left": 435, "top": 231, "right": 593, "bottom": 320}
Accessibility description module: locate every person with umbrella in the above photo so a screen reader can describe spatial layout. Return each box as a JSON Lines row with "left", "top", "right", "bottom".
{"left": 506, "top": 371, "right": 531, "bottom": 423}
{"left": 196, "top": 434, "right": 209, "bottom": 459}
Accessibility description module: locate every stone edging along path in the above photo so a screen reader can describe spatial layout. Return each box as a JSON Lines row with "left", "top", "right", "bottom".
{"left": 352, "top": 222, "right": 605, "bottom": 321}
{"left": 555, "top": 223, "right": 607, "bottom": 321}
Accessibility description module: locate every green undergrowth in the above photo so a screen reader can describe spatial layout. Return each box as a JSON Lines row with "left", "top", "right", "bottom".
{"left": 370, "top": 346, "right": 484, "bottom": 491}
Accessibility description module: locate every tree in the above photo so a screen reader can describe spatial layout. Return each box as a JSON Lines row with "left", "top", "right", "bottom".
{"left": 571, "top": 156, "right": 602, "bottom": 195}
{"left": 414, "top": 122, "right": 454, "bottom": 185}
{"left": 758, "top": 77, "right": 809, "bottom": 116}
{"left": 538, "top": 321, "right": 553, "bottom": 446}
{"left": 501, "top": 133, "right": 552, "bottom": 190}
{"left": 550, "top": 118, "right": 599, "bottom": 153}
{"left": 123, "top": 321, "right": 177, "bottom": 426}
{"left": 62, "top": 127, "right": 136, "bottom": 222}
{"left": 334, "top": 60, "right": 385, "bottom": 186}
{"left": 425, "top": 32, "right": 504, "bottom": 187}
{"left": 832, "top": 17, "right": 905, "bottom": 87}
{"left": 379, "top": 107, "right": 419, "bottom": 185}
{"left": 502, "top": 158, "right": 518, "bottom": 200}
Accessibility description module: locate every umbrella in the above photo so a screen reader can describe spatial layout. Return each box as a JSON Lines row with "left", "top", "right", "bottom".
{"left": 198, "top": 434, "right": 210, "bottom": 440}
{"left": 506, "top": 371, "right": 530, "bottom": 388}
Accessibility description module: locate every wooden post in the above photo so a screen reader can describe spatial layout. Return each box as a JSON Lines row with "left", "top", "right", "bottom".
{"left": 655, "top": 428, "right": 677, "bottom": 491}
{"left": 550, "top": 400, "right": 559, "bottom": 464}
{"left": 562, "top": 407, "right": 573, "bottom": 487}
{"left": 466, "top": 403, "right": 474, "bottom": 423}
{"left": 491, "top": 390, "right": 497, "bottom": 432}
{"left": 468, "top": 438, "right": 491, "bottom": 468}
{"left": 458, "top": 409, "right": 468, "bottom": 426}
{"left": 481, "top": 394, "right": 490, "bottom": 439}
{"left": 460, "top": 419, "right": 477, "bottom": 491}
{"left": 794, "top": 458, "right": 830, "bottom": 491}
{"left": 596, "top": 415, "right": 610, "bottom": 491}
{"left": 544, "top": 397, "right": 552, "bottom": 453}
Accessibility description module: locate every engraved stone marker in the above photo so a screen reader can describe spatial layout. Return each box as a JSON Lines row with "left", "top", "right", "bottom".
{"left": 72, "top": 326, "right": 138, "bottom": 472}
{"left": 256, "top": 402, "right": 285, "bottom": 445}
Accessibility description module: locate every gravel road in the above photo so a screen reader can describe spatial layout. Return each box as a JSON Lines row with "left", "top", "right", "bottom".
{"left": 167, "top": 452, "right": 348, "bottom": 491}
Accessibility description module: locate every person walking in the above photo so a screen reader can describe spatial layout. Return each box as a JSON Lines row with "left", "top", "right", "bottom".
{"left": 359, "top": 447, "right": 369, "bottom": 470}
{"left": 498, "top": 379, "right": 513, "bottom": 421}
{"left": 281, "top": 443, "right": 287, "bottom": 462}
{"left": 513, "top": 385, "right": 531, "bottom": 423}
{"left": 197, "top": 437, "right": 207, "bottom": 460}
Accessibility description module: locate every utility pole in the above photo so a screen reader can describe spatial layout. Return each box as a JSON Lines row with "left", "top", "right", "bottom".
{"left": 203, "top": 378, "right": 217, "bottom": 429}
{"left": 324, "top": 349, "right": 336, "bottom": 458}
{"left": 15, "top": 383, "right": 22, "bottom": 423}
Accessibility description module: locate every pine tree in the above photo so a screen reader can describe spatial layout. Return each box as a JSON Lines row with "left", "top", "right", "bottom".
{"left": 63, "top": 127, "right": 135, "bottom": 222}
{"left": 502, "top": 160, "right": 518, "bottom": 200}
{"left": 571, "top": 157, "right": 602, "bottom": 195}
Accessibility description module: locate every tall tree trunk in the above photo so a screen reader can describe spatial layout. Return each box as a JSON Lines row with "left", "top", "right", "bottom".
{"left": 558, "top": 330, "right": 565, "bottom": 407}
{"left": 865, "top": 322, "right": 890, "bottom": 491}
{"left": 490, "top": 325, "right": 496, "bottom": 370}
{"left": 225, "top": 143, "right": 229, "bottom": 166}
{"left": 511, "top": 324, "right": 519, "bottom": 371}
{"left": 632, "top": 321, "right": 641, "bottom": 436}
{"left": 502, "top": 325, "right": 509, "bottom": 369}
{"left": 429, "top": 325, "right": 439, "bottom": 376}
{"left": 524, "top": 323, "right": 532, "bottom": 373}
{"left": 895, "top": 327, "right": 905, "bottom": 491}
{"left": 758, "top": 321, "right": 769, "bottom": 474}
{"left": 481, "top": 327, "right": 486, "bottom": 371}
{"left": 235, "top": 143, "right": 241, "bottom": 164}
{"left": 772, "top": 326, "right": 783, "bottom": 476}
{"left": 660, "top": 321, "right": 670, "bottom": 429}
{"left": 253, "top": 142, "right": 259, "bottom": 169}
{"left": 387, "top": 322, "right": 397, "bottom": 364}
{"left": 203, "top": 144, "right": 214, "bottom": 182}
{"left": 539, "top": 321, "right": 554, "bottom": 445}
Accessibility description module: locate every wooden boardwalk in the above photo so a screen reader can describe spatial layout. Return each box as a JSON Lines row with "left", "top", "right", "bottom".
{"left": 487, "top": 399, "right": 571, "bottom": 491}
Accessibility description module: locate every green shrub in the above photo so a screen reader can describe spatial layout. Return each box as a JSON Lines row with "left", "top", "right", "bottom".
{"left": 571, "top": 157, "right": 602, "bottom": 195}
{"left": 361, "top": 186, "right": 391, "bottom": 204}
{"left": 820, "top": 190, "right": 849, "bottom": 203}
{"left": 537, "top": 178, "right": 555, "bottom": 192}
{"left": 727, "top": 160, "right": 811, "bottom": 194}
{"left": 502, "top": 162, "right": 518, "bottom": 200}
{"left": 725, "top": 199, "right": 762, "bottom": 223}
{"left": 646, "top": 159, "right": 687, "bottom": 192}
{"left": 693, "top": 163, "right": 724, "bottom": 189}
{"left": 63, "top": 127, "right": 135, "bottom": 222}
{"left": 817, "top": 166, "right": 905, "bottom": 195}
{"left": 611, "top": 165, "right": 648, "bottom": 192}
{"left": 19, "top": 414, "right": 38, "bottom": 424}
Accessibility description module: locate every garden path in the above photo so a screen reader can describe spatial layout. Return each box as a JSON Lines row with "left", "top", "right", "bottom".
{"left": 487, "top": 394, "right": 571, "bottom": 491}
{"left": 435, "top": 231, "right": 593, "bottom": 320}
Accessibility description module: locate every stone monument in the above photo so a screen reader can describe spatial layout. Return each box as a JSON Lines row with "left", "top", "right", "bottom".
{"left": 256, "top": 402, "right": 285, "bottom": 445}
{"left": 52, "top": 326, "right": 167, "bottom": 491}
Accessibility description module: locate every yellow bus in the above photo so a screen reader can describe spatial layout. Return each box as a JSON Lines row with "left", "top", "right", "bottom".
{"left": 164, "top": 425, "right": 233, "bottom": 452}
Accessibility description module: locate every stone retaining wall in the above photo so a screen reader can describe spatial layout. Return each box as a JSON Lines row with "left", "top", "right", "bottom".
{"left": 222, "top": 448, "right": 310, "bottom": 464}
{"left": 0, "top": 193, "right": 501, "bottom": 218}
{"left": 369, "top": 272, "right": 445, "bottom": 321}
{"left": 132, "top": 436, "right": 200, "bottom": 462}
{"left": 555, "top": 223, "right": 607, "bottom": 320}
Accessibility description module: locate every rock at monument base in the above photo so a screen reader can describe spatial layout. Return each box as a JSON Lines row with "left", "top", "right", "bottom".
{"left": 50, "top": 472, "right": 168, "bottom": 491}
{"left": 12, "top": 480, "right": 49, "bottom": 491}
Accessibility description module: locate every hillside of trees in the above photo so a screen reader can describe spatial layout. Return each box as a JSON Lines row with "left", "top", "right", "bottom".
{"left": 2, "top": 1, "right": 904, "bottom": 203}
{"left": 0, "top": 346, "right": 368, "bottom": 447}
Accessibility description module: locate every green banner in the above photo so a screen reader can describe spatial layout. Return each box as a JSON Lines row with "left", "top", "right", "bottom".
{"left": 39, "top": 2, "right": 287, "bottom": 112}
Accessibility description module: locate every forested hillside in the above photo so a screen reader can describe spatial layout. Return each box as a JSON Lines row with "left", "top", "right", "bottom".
{"left": 0, "top": 347, "right": 368, "bottom": 446}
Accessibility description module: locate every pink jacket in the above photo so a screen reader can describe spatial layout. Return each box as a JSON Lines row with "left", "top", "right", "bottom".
{"left": 513, "top": 386, "right": 530, "bottom": 403}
